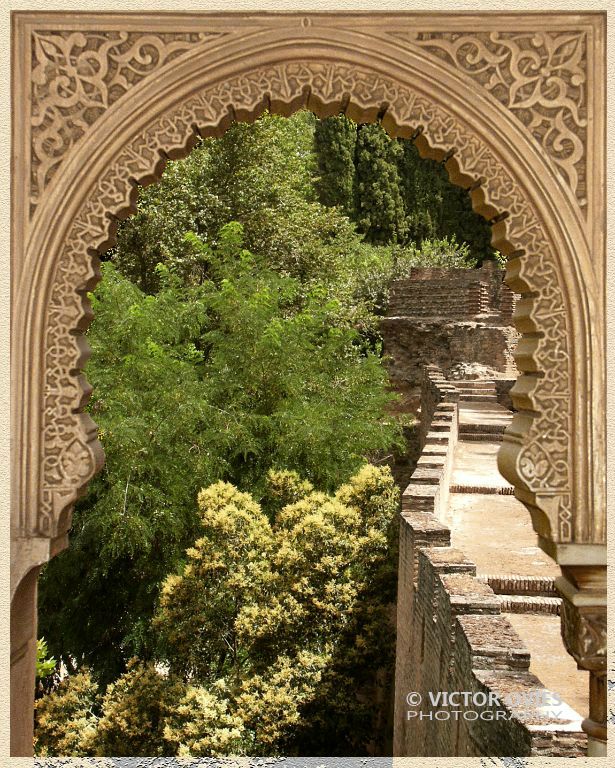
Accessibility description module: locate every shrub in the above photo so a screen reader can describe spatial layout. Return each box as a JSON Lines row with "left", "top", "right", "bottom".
{"left": 34, "top": 669, "right": 98, "bottom": 756}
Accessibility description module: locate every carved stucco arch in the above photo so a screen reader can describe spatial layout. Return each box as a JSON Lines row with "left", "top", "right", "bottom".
{"left": 10, "top": 12, "right": 606, "bottom": 756}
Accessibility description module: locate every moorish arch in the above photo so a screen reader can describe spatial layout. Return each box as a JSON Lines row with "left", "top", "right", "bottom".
{"left": 10, "top": 11, "right": 606, "bottom": 756}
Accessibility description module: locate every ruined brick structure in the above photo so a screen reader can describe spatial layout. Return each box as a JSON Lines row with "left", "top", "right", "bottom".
{"left": 382, "top": 261, "right": 519, "bottom": 410}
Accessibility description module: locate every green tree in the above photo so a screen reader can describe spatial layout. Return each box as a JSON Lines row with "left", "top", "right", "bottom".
{"left": 314, "top": 114, "right": 357, "bottom": 217}
{"left": 312, "top": 115, "right": 495, "bottom": 261}
{"left": 354, "top": 123, "right": 407, "bottom": 244}
{"left": 38, "top": 260, "right": 217, "bottom": 683}
{"left": 39, "top": 224, "right": 403, "bottom": 684}
{"left": 111, "top": 111, "right": 368, "bottom": 292}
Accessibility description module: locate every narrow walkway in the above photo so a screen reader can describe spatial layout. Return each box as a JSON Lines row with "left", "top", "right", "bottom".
{"left": 443, "top": 388, "right": 588, "bottom": 720}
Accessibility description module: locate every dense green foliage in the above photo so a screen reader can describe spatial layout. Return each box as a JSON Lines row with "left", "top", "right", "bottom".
{"left": 354, "top": 124, "right": 408, "bottom": 244}
{"left": 39, "top": 223, "right": 403, "bottom": 684}
{"left": 37, "top": 110, "right": 496, "bottom": 755}
{"left": 314, "top": 114, "right": 356, "bottom": 217}
{"left": 313, "top": 114, "right": 495, "bottom": 260}
{"left": 111, "top": 111, "right": 359, "bottom": 293}
{"left": 36, "top": 466, "right": 399, "bottom": 757}
{"left": 36, "top": 639, "right": 56, "bottom": 681}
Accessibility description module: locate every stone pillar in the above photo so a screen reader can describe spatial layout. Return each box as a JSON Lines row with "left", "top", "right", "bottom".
{"left": 557, "top": 564, "right": 607, "bottom": 756}
{"left": 10, "top": 566, "right": 40, "bottom": 757}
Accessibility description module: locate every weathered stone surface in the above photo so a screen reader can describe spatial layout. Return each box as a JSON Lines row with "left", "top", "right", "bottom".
{"left": 382, "top": 263, "right": 520, "bottom": 408}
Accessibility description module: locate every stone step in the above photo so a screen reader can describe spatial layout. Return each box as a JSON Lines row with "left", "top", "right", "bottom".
{"left": 417, "top": 455, "right": 446, "bottom": 469}
{"left": 424, "top": 431, "right": 450, "bottom": 444}
{"left": 422, "top": 443, "right": 449, "bottom": 456}
{"left": 459, "top": 422, "right": 506, "bottom": 434}
{"left": 458, "top": 432, "right": 504, "bottom": 442}
{"left": 454, "top": 380, "right": 496, "bottom": 388}
{"left": 409, "top": 467, "right": 442, "bottom": 485}
{"left": 450, "top": 484, "right": 514, "bottom": 495}
{"left": 430, "top": 420, "right": 453, "bottom": 432}
{"left": 477, "top": 574, "right": 558, "bottom": 597}
{"left": 458, "top": 394, "right": 498, "bottom": 402}
{"left": 435, "top": 403, "right": 456, "bottom": 412}
{"left": 498, "top": 594, "right": 561, "bottom": 615}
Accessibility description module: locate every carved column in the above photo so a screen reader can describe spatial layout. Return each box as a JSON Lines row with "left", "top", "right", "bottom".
{"left": 558, "top": 565, "right": 607, "bottom": 755}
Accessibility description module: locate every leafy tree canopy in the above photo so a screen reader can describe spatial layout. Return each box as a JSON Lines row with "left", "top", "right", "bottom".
{"left": 39, "top": 225, "right": 403, "bottom": 683}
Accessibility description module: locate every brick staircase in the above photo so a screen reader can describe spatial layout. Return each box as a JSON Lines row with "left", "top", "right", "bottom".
{"left": 387, "top": 280, "right": 481, "bottom": 319}
{"left": 453, "top": 378, "right": 497, "bottom": 402}
{"left": 477, "top": 574, "right": 561, "bottom": 616}
{"left": 453, "top": 379, "right": 508, "bottom": 442}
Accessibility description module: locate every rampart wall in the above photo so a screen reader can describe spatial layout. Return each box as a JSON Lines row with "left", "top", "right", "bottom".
{"left": 393, "top": 366, "right": 585, "bottom": 757}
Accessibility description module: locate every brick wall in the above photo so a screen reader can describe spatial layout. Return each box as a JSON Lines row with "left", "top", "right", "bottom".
{"left": 394, "top": 508, "right": 586, "bottom": 757}
{"left": 392, "top": 366, "right": 586, "bottom": 757}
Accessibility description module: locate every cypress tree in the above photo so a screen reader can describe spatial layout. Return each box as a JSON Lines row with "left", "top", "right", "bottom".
{"left": 396, "top": 140, "right": 493, "bottom": 261}
{"left": 353, "top": 123, "right": 407, "bottom": 244}
{"left": 313, "top": 114, "right": 357, "bottom": 218}
{"left": 438, "top": 180, "right": 494, "bottom": 263}
{"left": 396, "top": 141, "right": 442, "bottom": 242}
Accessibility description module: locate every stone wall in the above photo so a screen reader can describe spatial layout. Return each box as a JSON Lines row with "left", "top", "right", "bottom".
{"left": 392, "top": 365, "right": 585, "bottom": 757}
{"left": 394, "top": 511, "right": 585, "bottom": 757}
{"left": 382, "top": 263, "right": 519, "bottom": 408}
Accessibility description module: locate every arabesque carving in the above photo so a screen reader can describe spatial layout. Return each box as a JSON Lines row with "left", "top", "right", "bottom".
{"left": 561, "top": 598, "right": 607, "bottom": 670}
{"left": 397, "top": 31, "right": 588, "bottom": 209}
{"left": 40, "top": 60, "right": 572, "bottom": 542}
{"left": 29, "top": 27, "right": 590, "bottom": 218}
{"left": 31, "top": 30, "right": 225, "bottom": 210}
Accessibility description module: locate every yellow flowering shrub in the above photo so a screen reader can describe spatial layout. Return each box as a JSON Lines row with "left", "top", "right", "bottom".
{"left": 91, "top": 659, "right": 186, "bottom": 756}
{"left": 153, "top": 464, "right": 398, "bottom": 755}
{"left": 34, "top": 668, "right": 99, "bottom": 756}
{"left": 262, "top": 468, "right": 314, "bottom": 518}
{"left": 154, "top": 481, "right": 275, "bottom": 681}
{"left": 164, "top": 684, "right": 245, "bottom": 756}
